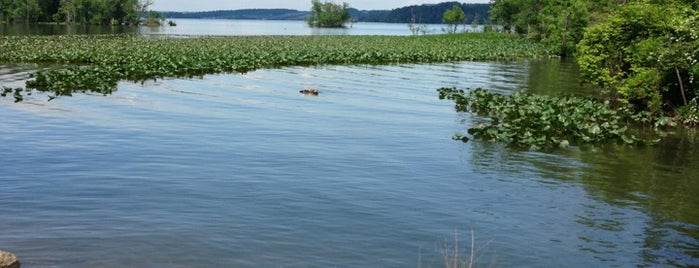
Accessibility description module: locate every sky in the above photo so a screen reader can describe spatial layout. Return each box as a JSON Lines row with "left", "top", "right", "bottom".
{"left": 150, "top": 0, "right": 491, "bottom": 12}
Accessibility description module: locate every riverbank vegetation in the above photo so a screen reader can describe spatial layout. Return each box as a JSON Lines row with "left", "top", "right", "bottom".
{"left": 0, "top": 33, "right": 554, "bottom": 101}
{"left": 489, "top": 0, "right": 698, "bottom": 112}
{"left": 439, "top": 87, "right": 666, "bottom": 149}
{"left": 364, "top": 2, "right": 489, "bottom": 25}
{"left": 2, "top": 1, "right": 696, "bottom": 150}
{"left": 576, "top": 3, "right": 699, "bottom": 116}
{"left": 157, "top": 2, "right": 491, "bottom": 25}
{"left": 0, "top": 0, "right": 154, "bottom": 25}
{"left": 449, "top": 0, "right": 699, "bottom": 148}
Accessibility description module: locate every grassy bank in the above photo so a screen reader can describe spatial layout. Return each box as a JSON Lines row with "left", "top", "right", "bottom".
{"left": 0, "top": 33, "right": 555, "bottom": 99}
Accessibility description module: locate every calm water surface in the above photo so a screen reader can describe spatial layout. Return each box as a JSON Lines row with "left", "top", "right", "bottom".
{"left": 1, "top": 60, "right": 698, "bottom": 267}
{"left": 1, "top": 19, "right": 453, "bottom": 36}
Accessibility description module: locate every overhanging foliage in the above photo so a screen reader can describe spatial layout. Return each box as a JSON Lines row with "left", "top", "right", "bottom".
{"left": 576, "top": 3, "right": 699, "bottom": 114}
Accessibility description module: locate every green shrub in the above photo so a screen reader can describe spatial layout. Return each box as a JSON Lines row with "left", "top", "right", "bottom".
{"left": 306, "top": 0, "right": 351, "bottom": 28}
{"left": 577, "top": 3, "right": 699, "bottom": 114}
{"left": 677, "top": 98, "right": 699, "bottom": 126}
{"left": 442, "top": 5, "right": 465, "bottom": 34}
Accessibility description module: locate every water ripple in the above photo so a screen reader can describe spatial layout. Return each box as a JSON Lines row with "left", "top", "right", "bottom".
{"left": 2, "top": 60, "right": 697, "bottom": 267}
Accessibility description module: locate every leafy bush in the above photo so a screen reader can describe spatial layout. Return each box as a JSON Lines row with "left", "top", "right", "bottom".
{"left": 442, "top": 5, "right": 465, "bottom": 34}
{"left": 306, "top": 0, "right": 351, "bottom": 28}
{"left": 489, "top": 0, "right": 589, "bottom": 56}
{"left": 0, "top": 0, "right": 148, "bottom": 25}
{"left": 677, "top": 98, "right": 699, "bottom": 126}
{"left": 577, "top": 3, "right": 699, "bottom": 115}
{"left": 142, "top": 11, "right": 164, "bottom": 27}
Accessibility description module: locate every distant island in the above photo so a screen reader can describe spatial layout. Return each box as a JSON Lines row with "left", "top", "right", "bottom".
{"left": 158, "top": 2, "right": 491, "bottom": 24}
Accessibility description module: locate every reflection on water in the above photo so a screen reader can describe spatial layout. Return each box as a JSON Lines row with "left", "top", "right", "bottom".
{"left": 1, "top": 60, "right": 698, "bottom": 267}
{"left": 525, "top": 58, "right": 599, "bottom": 97}
{"left": 467, "top": 129, "right": 699, "bottom": 266}
{"left": 466, "top": 60, "right": 698, "bottom": 265}
{"left": 0, "top": 64, "right": 34, "bottom": 85}
{"left": 577, "top": 135, "right": 699, "bottom": 266}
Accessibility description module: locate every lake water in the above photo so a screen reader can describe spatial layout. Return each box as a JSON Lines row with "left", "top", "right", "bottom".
{"left": 1, "top": 19, "right": 455, "bottom": 36}
{"left": 1, "top": 21, "right": 698, "bottom": 268}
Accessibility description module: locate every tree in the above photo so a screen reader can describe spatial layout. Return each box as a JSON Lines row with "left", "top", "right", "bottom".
{"left": 490, "top": 0, "right": 588, "bottom": 56}
{"left": 37, "top": 0, "right": 61, "bottom": 22}
{"left": 577, "top": 3, "right": 699, "bottom": 113}
{"left": 0, "top": 0, "right": 6, "bottom": 21}
{"left": 490, "top": 0, "right": 541, "bottom": 35}
{"left": 442, "top": 5, "right": 465, "bottom": 34}
{"left": 471, "top": 13, "right": 480, "bottom": 32}
{"left": 0, "top": 0, "right": 151, "bottom": 25}
{"left": 121, "top": 0, "right": 148, "bottom": 25}
{"left": 307, "top": 0, "right": 351, "bottom": 28}
{"left": 0, "top": 0, "right": 42, "bottom": 22}
{"left": 142, "top": 10, "right": 163, "bottom": 26}
{"left": 539, "top": 0, "right": 588, "bottom": 56}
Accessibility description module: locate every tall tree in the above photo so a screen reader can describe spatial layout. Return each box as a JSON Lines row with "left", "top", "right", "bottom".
{"left": 38, "top": 0, "right": 61, "bottom": 22}
{"left": 442, "top": 4, "right": 465, "bottom": 34}
{"left": 471, "top": 13, "right": 481, "bottom": 31}
{"left": 540, "top": 0, "right": 588, "bottom": 56}
{"left": 1, "top": 0, "right": 42, "bottom": 22}
{"left": 307, "top": 0, "right": 351, "bottom": 28}
{"left": 490, "top": 0, "right": 589, "bottom": 56}
{"left": 0, "top": 0, "right": 151, "bottom": 24}
{"left": 0, "top": 0, "right": 8, "bottom": 22}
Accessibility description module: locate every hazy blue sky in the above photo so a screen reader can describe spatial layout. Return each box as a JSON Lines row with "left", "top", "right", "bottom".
{"left": 150, "top": 0, "right": 491, "bottom": 12}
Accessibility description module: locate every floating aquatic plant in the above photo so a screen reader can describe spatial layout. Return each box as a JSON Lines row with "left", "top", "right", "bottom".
{"left": 0, "top": 33, "right": 556, "bottom": 101}
{"left": 438, "top": 87, "right": 663, "bottom": 149}
{"left": 1, "top": 87, "right": 28, "bottom": 103}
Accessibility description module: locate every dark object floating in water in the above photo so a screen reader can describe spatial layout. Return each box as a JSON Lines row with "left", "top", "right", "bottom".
{"left": 300, "top": 89, "right": 319, "bottom": 96}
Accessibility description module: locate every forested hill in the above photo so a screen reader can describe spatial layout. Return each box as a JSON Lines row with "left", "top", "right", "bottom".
{"left": 159, "top": 2, "right": 491, "bottom": 24}
{"left": 356, "top": 2, "right": 490, "bottom": 24}
{"left": 159, "top": 9, "right": 308, "bottom": 20}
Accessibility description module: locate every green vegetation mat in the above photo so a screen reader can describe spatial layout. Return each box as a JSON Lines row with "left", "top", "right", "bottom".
{"left": 0, "top": 33, "right": 555, "bottom": 99}
{"left": 438, "top": 87, "right": 666, "bottom": 149}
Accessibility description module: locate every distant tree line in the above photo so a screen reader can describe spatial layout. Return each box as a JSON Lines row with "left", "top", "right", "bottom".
{"left": 158, "top": 2, "right": 491, "bottom": 25}
{"left": 0, "top": 0, "right": 154, "bottom": 25}
{"left": 159, "top": 9, "right": 308, "bottom": 21}
{"left": 356, "top": 2, "right": 490, "bottom": 24}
